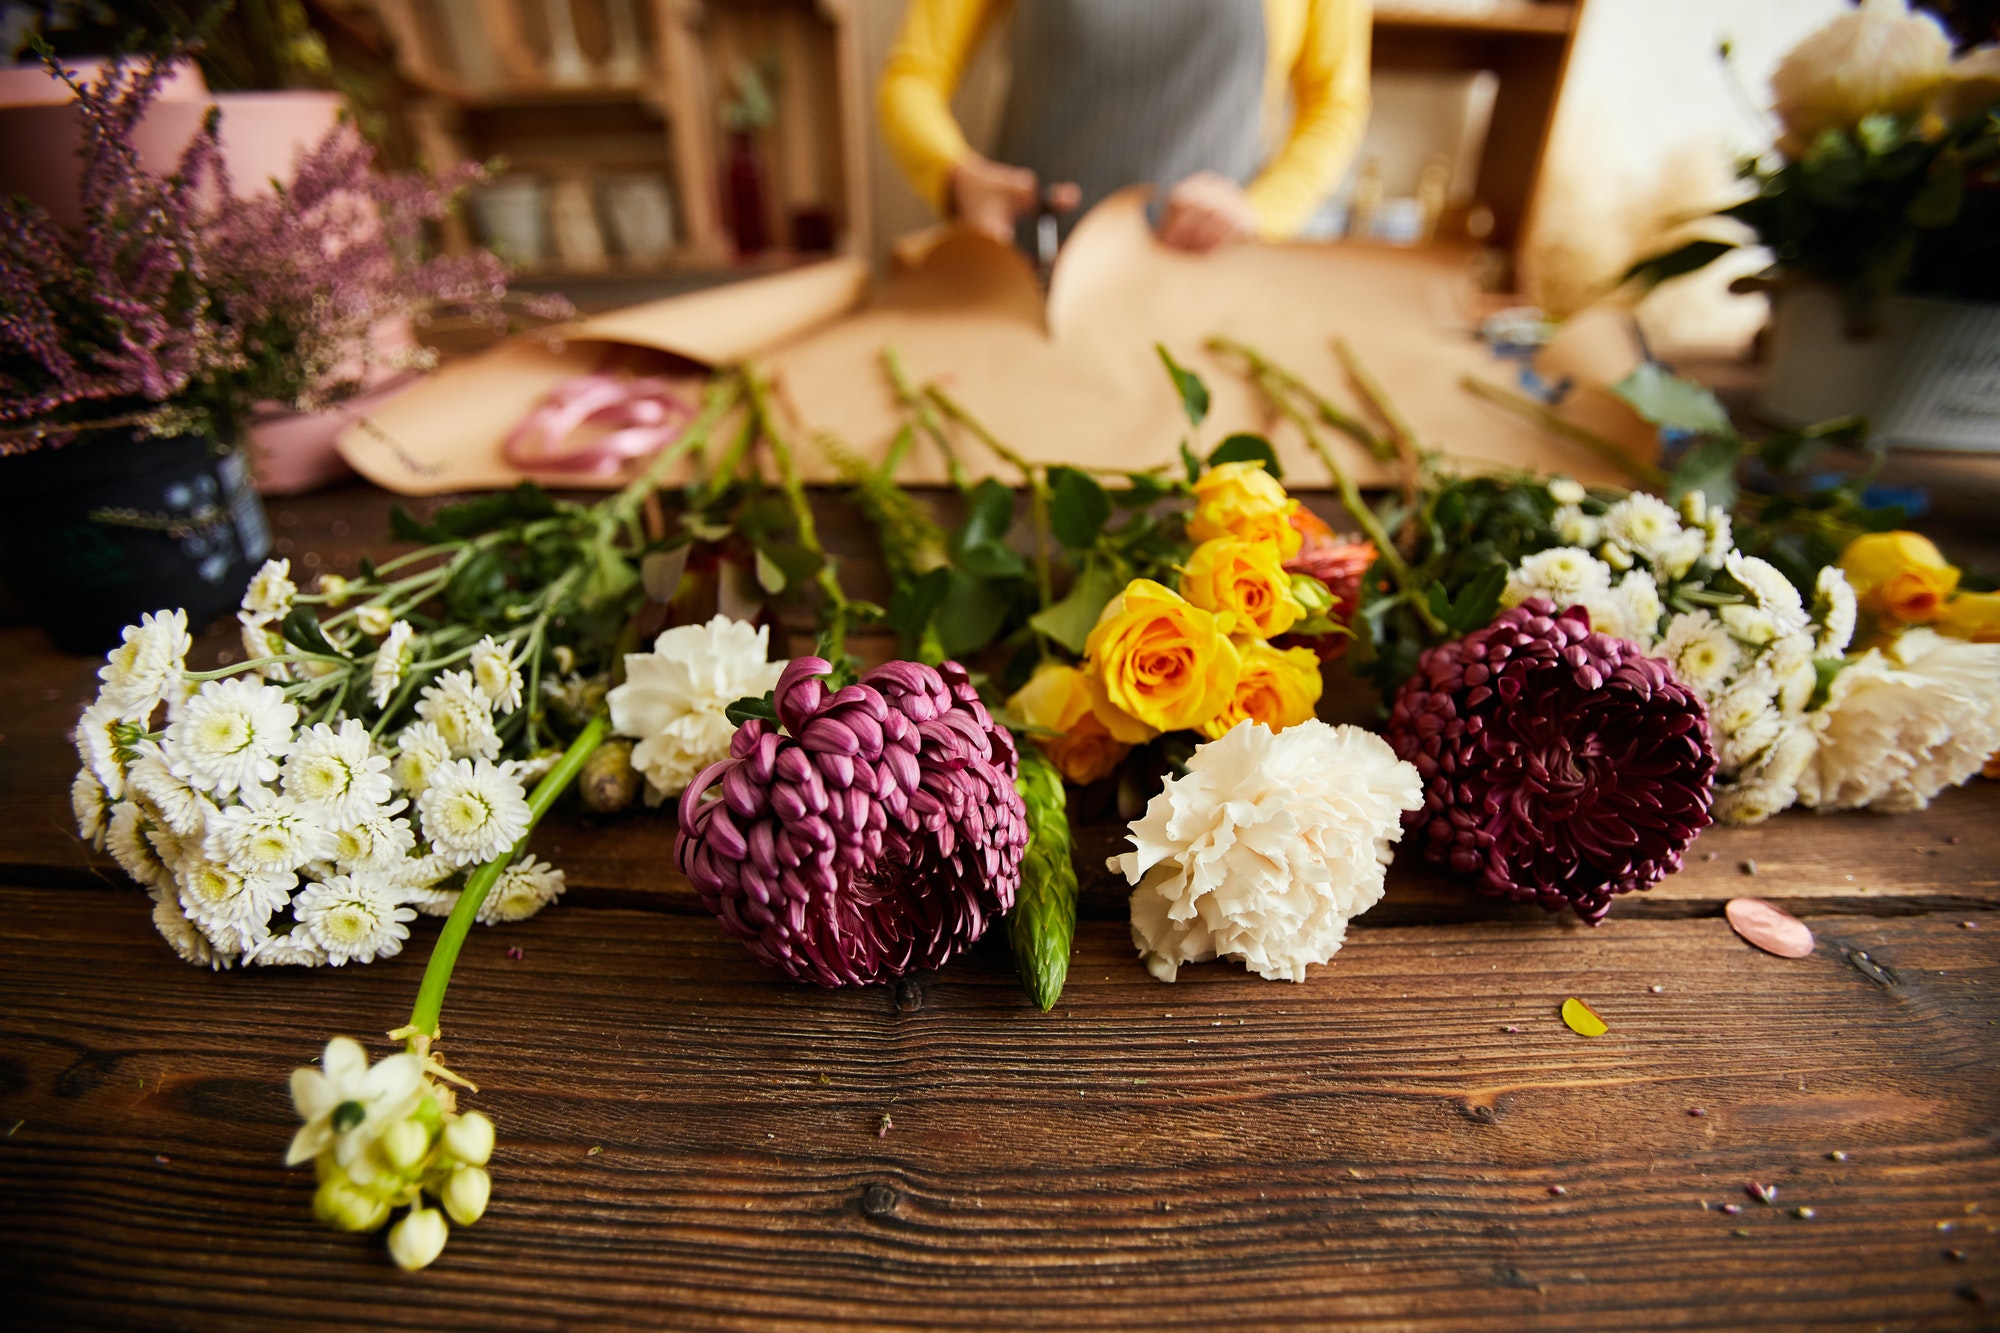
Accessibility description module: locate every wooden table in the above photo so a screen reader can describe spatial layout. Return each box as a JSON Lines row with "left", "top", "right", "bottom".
{"left": 3, "top": 483, "right": 1998, "bottom": 1330}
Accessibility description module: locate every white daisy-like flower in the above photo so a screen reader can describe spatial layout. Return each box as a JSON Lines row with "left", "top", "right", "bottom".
{"left": 1678, "top": 491, "right": 1708, "bottom": 526}
{"left": 392, "top": 851, "right": 459, "bottom": 894}
{"left": 1702, "top": 510, "right": 1734, "bottom": 567}
{"left": 391, "top": 721, "right": 454, "bottom": 797}
{"left": 330, "top": 803, "right": 417, "bottom": 871}
{"left": 469, "top": 636, "right": 524, "bottom": 714}
{"left": 1503, "top": 547, "right": 1612, "bottom": 607}
{"left": 125, "top": 740, "right": 217, "bottom": 837}
{"left": 1720, "top": 602, "right": 1779, "bottom": 645}
{"left": 72, "top": 768, "right": 110, "bottom": 849}
{"left": 164, "top": 677, "right": 298, "bottom": 798}
{"left": 1713, "top": 779, "right": 1798, "bottom": 827}
{"left": 1602, "top": 494, "right": 1684, "bottom": 568}
{"left": 1115, "top": 719, "right": 1423, "bottom": 983}
{"left": 1711, "top": 678, "right": 1784, "bottom": 772}
{"left": 416, "top": 670, "right": 502, "bottom": 761}
{"left": 240, "top": 558, "right": 296, "bottom": 623}
{"left": 294, "top": 874, "right": 418, "bottom": 966}
{"left": 1816, "top": 566, "right": 1857, "bottom": 656}
{"left": 1658, "top": 611, "right": 1740, "bottom": 696}
{"left": 144, "top": 815, "right": 198, "bottom": 879}
{"left": 238, "top": 614, "right": 294, "bottom": 682}
{"left": 1616, "top": 570, "right": 1663, "bottom": 645}
{"left": 478, "top": 856, "right": 565, "bottom": 924}
{"left": 248, "top": 929, "right": 329, "bottom": 967}
{"left": 282, "top": 719, "right": 394, "bottom": 828}
{"left": 1657, "top": 526, "right": 1708, "bottom": 580}
{"left": 1553, "top": 505, "right": 1601, "bottom": 548}
{"left": 204, "top": 790, "right": 335, "bottom": 875}
{"left": 74, "top": 699, "right": 133, "bottom": 799}
{"left": 1548, "top": 477, "right": 1587, "bottom": 506}
{"left": 106, "top": 800, "right": 167, "bottom": 888}
{"left": 355, "top": 603, "right": 397, "bottom": 637}
{"left": 608, "top": 616, "right": 789, "bottom": 800}
{"left": 150, "top": 884, "right": 235, "bottom": 970}
{"left": 369, "top": 619, "right": 415, "bottom": 709}
{"left": 1727, "top": 550, "right": 1810, "bottom": 636}
{"left": 1800, "top": 629, "right": 2000, "bottom": 814}
{"left": 96, "top": 608, "right": 190, "bottom": 720}
{"left": 176, "top": 854, "right": 294, "bottom": 951}
{"left": 418, "top": 759, "right": 531, "bottom": 867}
{"left": 1577, "top": 588, "right": 1634, "bottom": 642}
{"left": 1777, "top": 657, "right": 1819, "bottom": 715}
{"left": 285, "top": 1036, "right": 426, "bottom": 1180}
{"left": 408, "top": 886, "right": 462, "bottom": 918}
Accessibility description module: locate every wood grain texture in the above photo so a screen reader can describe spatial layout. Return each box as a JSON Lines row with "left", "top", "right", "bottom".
{"left": 1, "top": 888, "right": 1996, "bottom": 1329}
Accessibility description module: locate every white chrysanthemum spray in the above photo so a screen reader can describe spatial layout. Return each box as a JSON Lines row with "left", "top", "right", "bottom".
{"left": 1112, "top": 719, "right": 1423, "bottom": 982}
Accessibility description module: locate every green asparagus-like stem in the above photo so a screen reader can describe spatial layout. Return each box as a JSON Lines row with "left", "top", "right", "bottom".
{"left": 1459, "top": 373, "right": 1670, "bottom": 491}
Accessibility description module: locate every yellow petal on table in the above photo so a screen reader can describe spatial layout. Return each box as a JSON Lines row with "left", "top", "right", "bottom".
{"left": 1561, "top": 997, "right": 1608, "bottom": 1038}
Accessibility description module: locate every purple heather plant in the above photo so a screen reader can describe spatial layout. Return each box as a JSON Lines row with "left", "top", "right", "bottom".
{"left": 1384, "top": 599, "right": 1717, "bottom": 924}
{"left": 676, "top": 656, "right": 1029, "bottom": 987}
{"left": 0, "top": 53, "right": 568, "bottom": 453}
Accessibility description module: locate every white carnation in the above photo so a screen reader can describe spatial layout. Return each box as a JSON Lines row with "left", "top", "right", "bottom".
{"left": 608, "top": 616, "right": 788, "bottom": 800}
{"left": 370, "top": 619, "right": 414, "bottom": 709}
{"left": 1816, "top": 566, "right": 1857, "bottom": 656}
{"left": 294, "top": 874, "right": 417, "bottom": 965}
{"left": 392, "top": 721, "right": 454, "bottom": 797}
{"left": 240, "top": 557, "right": 296, "bottom": 622}
{"left": 97, "top": 608, "right": 190, "bottom": 719}
{"left": 1114, "top": 719, "right": 1422, "bottom": 983}
{"left": 416, "top": 670, "right": 502, "bottom": 761}
{"left": 1602, "top": 493, "right": 1684, "bottom": 568}
{"left": 282, "top": 719, "right": 394, "bottom": 828}
{"left": 469, "top": 636, "right": 524, "bottom": 714}
{"left": 478, "top": 855, "right": 566, "bottom": 924}
{"left": 1659, "top": 611, "right": 1740, "bottom": 696}
{"left": 164, "top": 677, "right": 297, "bottom": 797}
{"left": 1799, "top": 629, "right": 2000, "bottom": 813}
{"left": 418, "top": 758, "right": 531, "bottom": 866}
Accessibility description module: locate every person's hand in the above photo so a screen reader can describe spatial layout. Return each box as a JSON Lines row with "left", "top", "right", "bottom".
{"left": 1157, "top": 172, "right": 1259, "bottom": 253}
{"left": 948, "top": 155, "right": 1079, "bottom": 245}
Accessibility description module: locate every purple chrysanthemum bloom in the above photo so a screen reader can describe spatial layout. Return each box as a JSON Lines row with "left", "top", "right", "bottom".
{"left": 676, "top": 656, "right": 1028, "bottom": 986}
{"left": 1384, "top": 599, "right": 1716, "bottom": 923}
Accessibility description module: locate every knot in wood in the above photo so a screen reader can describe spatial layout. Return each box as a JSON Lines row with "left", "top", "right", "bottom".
{"left": 893, "top": 978, "right": 924, "bottom": 1014}
{"left": 860, "top": 1183, "right": 899, "bottom": 1217}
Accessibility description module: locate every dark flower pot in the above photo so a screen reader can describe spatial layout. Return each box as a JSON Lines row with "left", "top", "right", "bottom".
{"left": 0, "top": 430, "right": 271, "bottom": 654}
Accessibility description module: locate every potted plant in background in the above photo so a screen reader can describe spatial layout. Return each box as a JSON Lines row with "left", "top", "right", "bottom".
{"left": 0, "top": 51, "right": 562, "bottom": 653}
{"left": 1631, "top": 0, "right": 1999, "bottom": 446}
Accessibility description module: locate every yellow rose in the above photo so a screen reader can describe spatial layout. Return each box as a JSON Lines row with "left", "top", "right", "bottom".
{"left": 1083, "top": 579, "right": 1241, "bottom": 742}
{"left": 1937, "top": 590, "right": 2000, "bottom": 644}
{"left": 1006, "top": 661, "right": 1130, "bottom": 786}
{"left": 1195, "top": 641, "right": 1324, "bottom": 740}
{"left": 1179, "top": 537, "right": 1306, "bottom": 640}
{"left": 1189, "top": 461, "right": 1302, "bottom": 560}
{"left": 1839, "top": 531, "right": 1961, "bottom": 624}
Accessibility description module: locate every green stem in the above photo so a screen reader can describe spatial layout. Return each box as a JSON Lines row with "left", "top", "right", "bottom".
{"left": 924, "top": 384, "right": 1056, "bottom": 615}
{"left": 1332, "top": 337, "right": 1427, "bottom": 512}
{"left": 615, "top": 374, "right": 743, "bottom": 521}
{"left": 404, "top": 714, "right": 610, "bottom": 1044}
{"left": 1209, "top": 336, "right": 1392, "bottom": 462}
{"left": 1458, "top": 374, "right": 1671, "bottom": 491}
{"left": 743, "top": 363, "right": 854, "bottom": 656}
{"left": 882, "top": 347, "right": 970, "bottom": 491}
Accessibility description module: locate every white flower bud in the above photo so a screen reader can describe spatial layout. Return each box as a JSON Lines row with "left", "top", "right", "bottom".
{"left": 388, "top": 1206, "right": 449, "bottom": 1271}
{"left": 381, "top": 1118, "right": 431, "bottom": 1173}
{"left": 1600, "top": 542, "right": 1634, "bottom": 572}
{"left": 315, "top": 1177, "right": 391, "bottom": 1233}
{"left": 442, "top": 1110, "right": 495, "bottom": 1166}
{"left": 1548, "top": 478, "right": 1586, "bottom": 506}
{"left": 441, "top": 1165, "right": 492, "bottom": 1226}
{"left": 356, "top": 603, "right": 396, "bottom": 636}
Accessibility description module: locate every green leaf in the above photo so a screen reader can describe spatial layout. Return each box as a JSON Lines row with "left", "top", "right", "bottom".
{"left": 1009, "top": 746, "right": 1078, "bottom": 1012}
{"left": 1619, "top": 239, "right": 1738, "bottom": 289}
{"left": 725, "top": 692, "right": 778, "bottom": 726}
{"left": 933, "top": 569, "right": 1010, "bottom": 658}
{"left": 1048, "top": 466, "right": 1112, "bottom": 548}
{"left": 886, "top": 566, "right": 951, "bottom": 657}
{"left": 424, "top": 482, "right": 559, "bottom": 540}
{"left": 1113, "top": 472, "right": 1172, "bottom": 507}
{"left": 955, "top": 477, "right": 1027, "bottom": 578}
{"left": 1028, "top": 559, "right": 1123, "bottom": 655}
{"left": 753, "top": 547, "right": 787, "bottom": 595}
{"left": 1426, "top": 562, "right": 1508, "bottom": 636}
{"left": 960, "top": 539, "right": 1028, "bottom": 580}
{"left": 279, "top": 607, "right": 344, "bottom": 659}
{"left": 1667, "top": 434, "right": 1743, "bottom": 511}
{"left": 1611, "top": 363, "right": 1733, "bottom": 437}
{"left": 1207, "top": 433, "right": 1282, "bottom": 479}
{"left": 578, "top": 545, "right": 637, "bottom": 609}
{"left": 389, "top": 506, "right": 436, "bottom": 544}
{"left": 1179, "top": 440, "right": 1202, "bottom": 484}
{"left": 1155, "top": 343, "right": 1209, "bottom": 427}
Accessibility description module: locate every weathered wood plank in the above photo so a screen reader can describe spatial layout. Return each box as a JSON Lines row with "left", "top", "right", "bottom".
{"left": 1, "top": 887, "right": 1996, "bottom": 1328}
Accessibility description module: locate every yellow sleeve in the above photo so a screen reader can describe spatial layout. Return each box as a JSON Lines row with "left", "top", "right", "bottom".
{"left": 876, "top": 0, "right": 1009, "bottom": 216}
{"left": 1246, "top": 0, "right": 1373, "bottom": 240}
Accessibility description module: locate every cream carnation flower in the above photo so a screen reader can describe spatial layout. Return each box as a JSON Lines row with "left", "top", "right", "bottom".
{"left": 240, "top": 558, "right": 296, "bottom": 622}
{"left": 469, "top": 636, "right": 524, "bottom": 714}
{"left": 608, "top": 615, "right": 787, "bottom": 800}
{"left": 1799, "top": 629, "right": 2000, "bottom": 813}
{"left": 283, "top": 719, "right": 394, "bottom": 828}
{"left": 391, "top": 721, "right": 453, "bottom": 797}
{"left": 370, "top": 620, "right": 415, "bottom": 709}
{"left": 165, "top": 677, "right": 298, "bottom": 797}
{"left": 97, "top": 609, "right": 190, "bottom": 719}
{"left": 150, "top": 885, "right": 235, "bottom": 970}
{"left": 418, "top": 759, "right": 531, "bottom": 866}
{"left": 294, "top": 874, "right": 417, "bottom": 966}
{"left": 477, "top": 856, "right": 566, "bottom": 924}
{"left": 1114, "top": 719, "right": 1422, "bottom": 983}
{"left": 416, "top": 670, "right": 502, "bottom": 761}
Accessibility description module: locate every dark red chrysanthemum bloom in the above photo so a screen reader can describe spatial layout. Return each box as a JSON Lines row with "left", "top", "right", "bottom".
{"left": 676, "top": 656, "right": 1027, "bottom": 986}
{"left": 1384, "top": 599, "right": 1716, "bottom": 923}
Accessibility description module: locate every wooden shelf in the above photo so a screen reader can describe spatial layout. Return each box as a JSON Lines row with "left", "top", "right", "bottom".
{"left": 1374, "top": 2, "right": 1576, "bottom": 37}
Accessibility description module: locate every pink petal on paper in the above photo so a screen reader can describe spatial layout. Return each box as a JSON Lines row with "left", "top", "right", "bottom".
{"left": 1726, "top": 898, "right": 1815, "bottom": 958}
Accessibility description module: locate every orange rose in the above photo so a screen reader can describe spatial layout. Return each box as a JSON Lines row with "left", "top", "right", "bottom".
{"left": 1839, "top": 531, "right": 1961, "bottom": 624}
{"left": 1179, "top": 537, "right": 1305, "bottom": 640}
{"left": 1189, "top": 461, "right": 1302, "bottom": 560}
{"left": 1195, "top": 641, "right": 1324, "bottom": 740}
{"left": 1083, "top": 579, "right": 1241, "bottom": 742}
{"left": 1005, "top": 662, "right": 1130, "bottom": 785}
